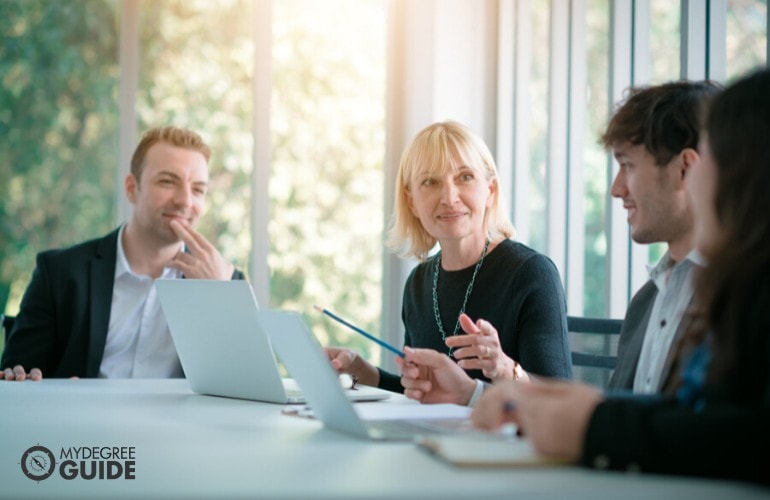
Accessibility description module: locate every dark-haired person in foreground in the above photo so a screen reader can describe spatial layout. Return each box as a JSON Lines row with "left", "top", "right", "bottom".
{"left": 1, "top": 126, "right": 244, "bottom": 380}
{"left": 472, "top": 68, "right": 770, "bottom": 485}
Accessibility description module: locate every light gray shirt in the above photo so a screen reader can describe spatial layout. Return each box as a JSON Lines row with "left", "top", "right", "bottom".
{"left": 99, "top": 225, "right": 184, "bottom": 378}
{"left": 632, "top": 250, "right": 703, "bottom": 394}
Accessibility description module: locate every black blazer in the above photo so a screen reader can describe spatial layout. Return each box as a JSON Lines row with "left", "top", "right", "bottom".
{"left": 607, "top": 280, "right": 658, "bottom": 390}
{"left": 1, "top": 227, "right": 244, "bottom": 377}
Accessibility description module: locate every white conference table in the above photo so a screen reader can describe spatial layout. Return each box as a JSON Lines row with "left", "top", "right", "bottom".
{"left": 0, "top": 379, "right": 766, "bottom": 499}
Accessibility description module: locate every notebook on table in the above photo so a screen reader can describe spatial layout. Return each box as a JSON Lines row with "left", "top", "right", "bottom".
{"left": 155, "top": 279, "right": 388, "bottom": 404}
{"left": 259, "top": 309, "right": 477, "bottom": 441}
{"left": 415, "top": 433, "right": 565, "bottom": 468}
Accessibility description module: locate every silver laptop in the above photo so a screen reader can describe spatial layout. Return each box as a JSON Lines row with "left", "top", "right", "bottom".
{"left": 259, "top": 310, "right": 475, "bottom": 441}
{"left": 155, "top": 279, "right": 388, "bottom": 404}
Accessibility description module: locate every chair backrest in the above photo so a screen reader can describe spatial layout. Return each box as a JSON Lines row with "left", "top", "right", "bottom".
{"left": 1, "top": 314, "right": 14, "bottom": 344}
{"left": 568, "top": 315, "right": 623, "bottom": 388}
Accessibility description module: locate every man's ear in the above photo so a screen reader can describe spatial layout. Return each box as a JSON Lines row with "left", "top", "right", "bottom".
{"left": 125, "top": 174, "right": 138, "bottom": 204}
{"left": 677, "top": 148, "right": 700, "bottom": 186}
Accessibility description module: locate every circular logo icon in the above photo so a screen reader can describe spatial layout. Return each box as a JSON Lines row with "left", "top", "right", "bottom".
{"left": 21, "top": 445, "right": 56, "bottom": 481}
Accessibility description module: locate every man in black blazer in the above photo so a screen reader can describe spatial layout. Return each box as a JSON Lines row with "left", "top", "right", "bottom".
{"left": 1, "top": 126, "right": 244, "bottom": 380}
{"left": 602, "top": 81, "right": 720, "bottom": 393}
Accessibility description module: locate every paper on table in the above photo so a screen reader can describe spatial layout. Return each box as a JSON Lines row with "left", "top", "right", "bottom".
{"left": 281, "top": 402, "right": 471, "bottom": 422}
{"left": 354, "top": 403, "right": 472, "bottom": 421}
{"left": 417, "top": 433, "right": 569, "bottom": 468}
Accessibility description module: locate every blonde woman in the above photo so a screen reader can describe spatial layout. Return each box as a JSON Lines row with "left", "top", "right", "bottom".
{"left": 326, "top": 121, "right": 572, "bottom": 405}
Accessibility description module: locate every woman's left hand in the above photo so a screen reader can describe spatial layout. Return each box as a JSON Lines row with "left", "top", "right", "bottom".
{"left": 445, "top": 314, "right": 527, "bottom": 382}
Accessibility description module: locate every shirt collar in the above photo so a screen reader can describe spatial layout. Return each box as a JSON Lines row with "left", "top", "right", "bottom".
{"left": 686, "top": 248, "right": 707, "bottom": 267}
{"left": 646, "top": 250, "right": 674, "bottom": 281}
{"left": 646, "top": 248, "right": 704, "bottom": 290}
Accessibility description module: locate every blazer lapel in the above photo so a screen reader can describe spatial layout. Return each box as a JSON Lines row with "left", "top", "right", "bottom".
{"left": 86, "top": 228, "right": 120, "bottom": 377}
{"left": 609, "top": 280, "right": 658, "bottom": 389}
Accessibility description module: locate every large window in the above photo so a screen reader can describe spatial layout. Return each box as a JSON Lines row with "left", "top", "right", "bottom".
{"left": 583, "top": 0, "right": 611, "bottom": 317}
{"left": 0, "top": 0, "right": 119, "bottom": 329}
{"left": 0, "top": 0, "right": 767, "bottom": 363}
{"left": 270, "top": 0, "right": 385, "bottom": 354}
{"left": 727, "top": 0, "right": 768, "bottom": 80}
{"left": 651, "top": 0, "right": 682, "bottom": 82}
{"left": 0, "top": 0, "right": 386, "bottom": 360}
{"left": 498, "top": 0, "right": 767, "bottom": 320}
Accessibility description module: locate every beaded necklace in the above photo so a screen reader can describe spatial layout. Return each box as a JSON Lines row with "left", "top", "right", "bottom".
{"left": 432, "top": 238, "right": 490, "bottom": 355}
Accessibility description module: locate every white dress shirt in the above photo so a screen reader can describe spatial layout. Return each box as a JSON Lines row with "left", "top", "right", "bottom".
{"left": 99, "top": 225, "right": 184, "bottom": 378}
{"left": 632, "top": 250, "right": 704, "bottom": 394}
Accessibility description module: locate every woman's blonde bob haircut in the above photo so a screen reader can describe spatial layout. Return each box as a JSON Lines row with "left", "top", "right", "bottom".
{"left": 386, "top": 120, "right": 515, "bottom": 261}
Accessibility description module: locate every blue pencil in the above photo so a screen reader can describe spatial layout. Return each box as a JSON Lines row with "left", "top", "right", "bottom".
{"left": 314, "top": 305, "right": 405, "bottom": 358}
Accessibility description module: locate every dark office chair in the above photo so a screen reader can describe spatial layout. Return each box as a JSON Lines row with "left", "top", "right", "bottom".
{"left": 1, "top": 314, "right": 14, "bottom": 344}
{"left": 568, "top": 315, "right": 623, "bottom": 388}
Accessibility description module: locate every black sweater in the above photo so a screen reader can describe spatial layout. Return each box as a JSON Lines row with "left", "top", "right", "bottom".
{"left": 379, "top": 239, "right": 573, "bottom": 392}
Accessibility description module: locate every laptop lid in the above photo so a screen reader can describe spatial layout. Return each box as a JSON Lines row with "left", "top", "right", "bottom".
{"left": 156, "top": 279, "right": 294, "bottom": 403}
{"left": 259, "top": 310, "right": 472, "bottom": 440}
{"left": 156, "top": 280, "right": 388, "bottom": 404}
